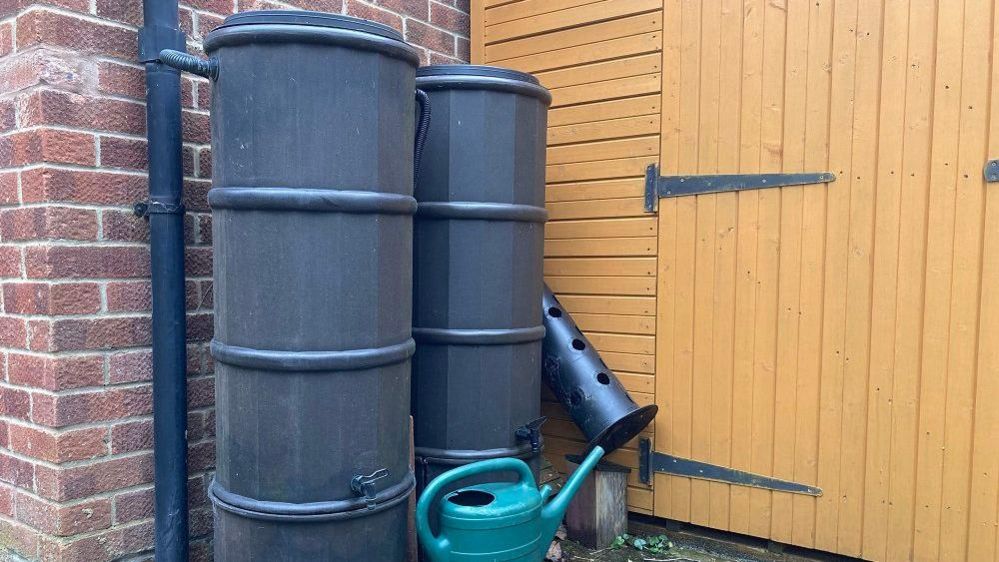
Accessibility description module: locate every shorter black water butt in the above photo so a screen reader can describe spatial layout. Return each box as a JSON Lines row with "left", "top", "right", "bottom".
{"left": 542, "top": 285, "right": 658, "bottom": 454}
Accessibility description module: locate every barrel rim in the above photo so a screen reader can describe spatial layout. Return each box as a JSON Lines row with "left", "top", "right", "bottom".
{"left": 414, "top": 441, "right": 541, "bottom": 465}
{"left": 216, "top": 10, "right": 403, "bottom": 41}
{"left": 414, "top": 201, "right": 548, "bottom": 223}
{"left": 412, "top": 326, "right": 545, "bottom": 346}
{"left": 205, "top": 22, "right": 420, "bottom": 65}
{"left": 210, "top": 338, "right": 415, "bottom": 371}
{"left": 416, "top": 66, "right": 552, "bottom": 105}
{"left": 210, "top": 473, "right": 415, "bottom": 521}
{"left": 209, "top": 187, "right": 417, "bottom": 215}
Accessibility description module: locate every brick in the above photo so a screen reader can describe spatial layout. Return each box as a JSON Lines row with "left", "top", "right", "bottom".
{"left": 183, "top": 178, "right": 211, "bottom": 212}
{"left": 32, "top": 385, "right": 152, "bottom": 428}
{"left": 195, "top": 11, "right": 225, "bottom": 40}
{"left": 17, "top": 9, "right": 137, "bottom": 60}
{"left": 0, "top": 245, "right": 21, "bottom": 277}
{"left": 185, "top": 247, "right": 212, "bottom": 277}
{"left": 185, "top": 312, "right": 213, "bottom": 343}
{"left": 0, "top": 483, "right": 13, "bottom": 517}
{"left": 36, "top": 453, "right": 153, "bottom": 501}
{"left": 0, "top": 517, "right": 41, "bottom": 561}
{"left": 0, "top": 48, "right": 92, "bottom": 96}
{"left": 186, "top": 440, "right": 214, "bottom": 472}
{"left": 99, "top": 135, "right": 147, "bottom": 171}
{"left": 0, "top": 316, "right": 27, "bottom": 348}
{"left": 430, "top": 1, "right": 469, "bottom": 35}
{"left": 377, "top": 0, "right": 428, "bottom": 19}
{"left": 105, "top": 280, "right": 152, "bottom": 312}
{"left": 0, "top": 451, "right": 34, "bottom": 489}
{"left": 0, "top": 207, "right": 99, "bottom": 241}
{"left": 0, "top": 0, "right": 90, "bottom": 17}
{"left": 8, "top": 353, "right": 104, "bottom": 390}
{"left": 41, "top": 517, "right": 153, "bottom": 561}
{"left": 25, "top": 245, "right": 150, "bottom": 280}
{"left": 346, "top": 1, "right": 403, "bottom": 32}
{"left": 113, "top": 486, "right": 152, "bottom": 524}
{"left": 14, "top": 492, "right": 112, "bottom": 536}
{"left": 185, "top": 279, "right": 200, "bottom": 310}
{"left": 26, "top": 319, "right": 51, "bottom": 351}
{"left": 95, "top": 0, "right": 143, "bottom": 26}
{"left": 102, "top": 209, "right": 149, "bottom": 243}
{"left": 183, "top": 0, "right": 235, "bottom": 14}
{"left": 197, "top": 147, "right": 212, "bottom": 177}
{"left": 196, "top": 80, "right": 211, "bottom": 111}
{"left": 197, "top": 215, "right": 212, "bottom": 245}
{"left": 108, "top": 349, "right": 151, "bottom": 384}
{"left": 0, "top": 172, "right": 16, "bottom": 206}
{"left": 9, "top": 425, "right": 106, "bottom": 464}
{"left": 18, "top": 89, "right": 146, "bottom": 136}
{"left": 0, "top": 100, "right": 14, "bottom": 134}
{"left": 456, "top": 36, "right": 470, "bottom": 61}
{"left": 3, "top": 282, "right": 102, "bottom": 315}
{"left": 182, "top": 110, "right": 211, "bottom": 144}
{"left": 51, "top": 316, "right": 152, "bottom": 351}
{"left": 0, "top": 128, "right": 95, "bottom": 168}
{"left": 110, "top": 419, "right": 151, "bottom": 454}
{"left": 187, "top": 376, "right": 214, "bottom": 409}
{"left": 20, "top": 167, "right": 147, "bottom": 206}
{"left": 0, "top": 22, "right": 12, "bottom": 57}
{"left": 406, "top": 19, "right": 454, "bottom": 55}
{"left": 429, "top": 51, "right": 461, "bottom": 65}
{"left": 97, "top": 61, "right": 145, "bottom": 100}
{"left": 0, "top": 385, "right": 30, "bottom": 419}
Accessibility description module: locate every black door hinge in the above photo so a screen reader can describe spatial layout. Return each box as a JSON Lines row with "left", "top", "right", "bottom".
{"left": 644, "top": 164, "right": 836, "bottom": 212}
{"left": 638, "top": 438, "right": 822, "bottom": 496}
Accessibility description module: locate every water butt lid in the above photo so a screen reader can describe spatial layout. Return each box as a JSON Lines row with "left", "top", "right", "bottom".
{"left": 216, "top": 10, "right": 404, "bottom": 41}
{"left": 416, "top": 64, "right": 552, "bottom": 104}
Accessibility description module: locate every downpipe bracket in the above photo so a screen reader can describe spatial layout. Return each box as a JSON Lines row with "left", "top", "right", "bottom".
{"left": 138, "top": 24, "right": 186, "bottom": 64}
{"left": 134, "top": 200, "right": 185, "bottom": 219}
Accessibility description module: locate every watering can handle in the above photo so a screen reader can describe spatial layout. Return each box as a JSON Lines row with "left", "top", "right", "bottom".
{"left": 415, "top": 457, "right": 537, "bottom": 561}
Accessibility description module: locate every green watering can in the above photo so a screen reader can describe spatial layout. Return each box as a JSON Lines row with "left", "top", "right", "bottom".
{"left": 415, "top": 445, "right": 606, "bottom": 561}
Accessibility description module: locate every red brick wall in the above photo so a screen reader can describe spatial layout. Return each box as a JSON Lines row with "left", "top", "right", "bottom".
{"left": 0, "top": 1, "right": 468, "bottom": 560}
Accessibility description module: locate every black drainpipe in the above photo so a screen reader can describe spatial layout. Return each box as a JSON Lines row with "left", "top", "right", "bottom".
{"left": 137, "top": 1, "right": 189, "bottom": 560}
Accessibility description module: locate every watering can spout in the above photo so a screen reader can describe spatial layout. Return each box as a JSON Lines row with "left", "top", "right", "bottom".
{"left": 540, "top": 445, "right": 605, "bottom": 540}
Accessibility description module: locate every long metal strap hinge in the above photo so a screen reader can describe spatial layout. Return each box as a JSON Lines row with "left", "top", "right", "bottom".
{"left": 645, "top": 164, "right": 837, "bottom": 212}
{"left": 638, "top": 438, "right": 822, "bottom": 496}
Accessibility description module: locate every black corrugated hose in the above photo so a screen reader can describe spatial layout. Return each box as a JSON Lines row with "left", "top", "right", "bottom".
{"left": 414, "top": 89, "right": 431, "bottom": 177}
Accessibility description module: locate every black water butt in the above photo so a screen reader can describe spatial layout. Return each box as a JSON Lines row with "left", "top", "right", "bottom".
{"left": 542, "top": 286, "right": 658, "bottom": 455}
{"left": 163, "top": 11, "right": 421, "bottom": 561}
{"left": 411, "top": 65, "right": 551, "bottom": 493}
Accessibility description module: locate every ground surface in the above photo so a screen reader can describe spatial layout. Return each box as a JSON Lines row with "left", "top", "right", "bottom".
{"left": 560, "top": 539, "right": 738, "bottom": 562}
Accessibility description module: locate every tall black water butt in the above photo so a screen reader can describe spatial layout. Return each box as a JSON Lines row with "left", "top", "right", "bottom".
{"left": 411, "top": 65, "right": 551, "bottom": 493}
{"left": 183, "top": 11, "right": 420, "bottom": 561}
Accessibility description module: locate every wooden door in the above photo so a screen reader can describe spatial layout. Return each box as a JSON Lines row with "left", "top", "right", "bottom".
{"left": 655, "top": 1, "right": 999, "bottom": 561}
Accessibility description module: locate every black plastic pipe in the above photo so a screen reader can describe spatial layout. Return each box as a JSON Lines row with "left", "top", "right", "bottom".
{"left": 139, "top": 1, "right": 188, "bottom": 560}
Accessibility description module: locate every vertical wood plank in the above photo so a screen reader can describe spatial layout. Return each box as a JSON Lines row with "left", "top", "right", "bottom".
{"left": 814, "top": 0, "right": 859, "bottom": 551}
{"left": 653, "top": 0, "right": 681, "bottom": 520}
{"left": 912, "top": 0, "right": 964, "bottom": 558}
{"left": 861, "top": 0, "right": 909, "bottom": 558}
{"left": 885, "top": 2, "right": 935, "bottom": 560}
{"left": 746, "top": 0, "right": 786, "bottom": 540}
{"left": 791, "top": 0, "right": 833, "bottom": 548}
{"left": 708, "top": 0, "right": 742, "bottom": 533}
{"left": 728, "top": 0, "right": 764, "bottom": 536}
{"left": 471, "top": 0, "right": 485, "bottom": 63}
{"left": 966, "top": 6, "right": 999, "bottom": 560}
{"left": 836, "top": 0, "right": 883, "bottom": 555}
{"left": 770, "top": 0, "right": 808, "bottom": 543}
{"left": 689, "top": 0, "right": 721, "bottom": 528}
